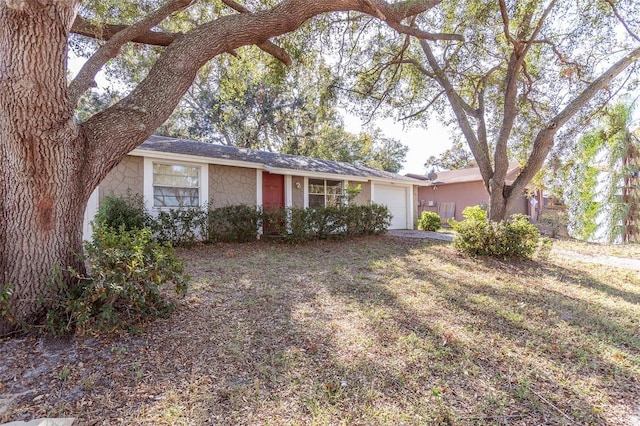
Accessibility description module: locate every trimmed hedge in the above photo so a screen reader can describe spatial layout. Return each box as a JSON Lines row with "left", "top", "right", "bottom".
{"left": 206, "top": 204, "right": 262, "bottom": 243}
{"left": 263, "top": 203, "right": 392, "bottom": 243}
{"left": 91, "top": 193, "right": 392, "bottom": 246}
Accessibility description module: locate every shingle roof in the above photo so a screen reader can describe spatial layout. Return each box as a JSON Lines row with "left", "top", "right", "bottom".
{"left": 406, "top": 161, "right": 520, "bottom": 185}
{"left": 138, "top": 135, "right": 420, "bottom": 183}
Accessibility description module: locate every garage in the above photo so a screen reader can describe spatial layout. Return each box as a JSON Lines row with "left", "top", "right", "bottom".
{"left": 374, "top": 184, "right": 410, "bottom": 229}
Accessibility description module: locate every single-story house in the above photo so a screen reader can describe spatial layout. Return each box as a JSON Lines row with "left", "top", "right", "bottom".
{"left": 83, "top": 135, "right": 421, "bottom": 239}
{"left": 406, "top": 161, "right": 530, "bottom": 222}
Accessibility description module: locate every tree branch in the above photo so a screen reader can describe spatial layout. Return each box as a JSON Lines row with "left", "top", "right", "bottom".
{"left": 493, "top": 1, "right": 557, "bottom": 185}
{"left": 390, "top": 58, "right": 435, "bottom": 78}
{"left": 71, "top": 15, "right": 179, "bottom": 46}
{"left": 418, "top": 38, "right": 493, "bottom": 183}
{"left": 364, "top": 0, "right": 462, "bottom": 41}
{"left": 519, "top": 0, "right": 558, "bottom": 60}
{"left": 80, "top": 0, "right": 441, "bottom": 177}
{"left": 361, "top": 31, "right": 413, "bottom": 123}
{"left": 603, "top": 0, "right": 640, "bottom": 43}
{"left": 511, "top": 46, "right": 640, "bottom": 197}
{"left": 477, "top": 75, "right": 488, "bottom": 148}
{"left": 498, "top": 0, "right": 515, "bottom": 45}
{"left": 69, "top": 0, "right": 193, "bottom": 105}
{"left": 399, "top": 90, "right": 444, "bottom": 121}
{"left": 220, "top": 0, "right": 293, "bottom": 65}
{"left": 387, "top": 21, "right": 463, "bottom": 41}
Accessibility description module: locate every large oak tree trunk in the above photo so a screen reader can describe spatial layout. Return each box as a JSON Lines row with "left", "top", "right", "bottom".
{"left": 0, "top": 0, "right": 89, "bottom": 334}
{"left": 487, "top": 185, "right": 509, "bottom": 222}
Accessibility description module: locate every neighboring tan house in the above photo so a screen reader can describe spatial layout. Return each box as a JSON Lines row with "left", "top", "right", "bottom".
{"left": 406, "top": 161, "right": 530, "bottom": 222}
{"left": 83, "top": 135, "right": 421, "bottom": 239}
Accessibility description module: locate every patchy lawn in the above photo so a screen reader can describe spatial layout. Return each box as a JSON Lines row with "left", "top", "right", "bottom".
{"left": 1, "top": 236, "right": 639, "bottom": 425}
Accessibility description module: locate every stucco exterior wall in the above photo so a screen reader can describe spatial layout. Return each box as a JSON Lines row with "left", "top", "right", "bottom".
{"left": 418, "top": 181, "right": 488, "bottom": 222}
{"left": 208, "top": 164, "right": 257, "bottom": 208}
{"left": 292, "top": 175, "right": 305, "bottom": 208}
{"left": 99, "top": 155, "right": 143, "bottom": 202}
{"left": 418, "top": 180, "right": 528, "bottom": 222}
{"left": 349, "top": 181, "right": 371, "bottom": 205}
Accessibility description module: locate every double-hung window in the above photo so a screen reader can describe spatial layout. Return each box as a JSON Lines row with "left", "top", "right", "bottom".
{"left": 152, "top": 163, "right": 200, "bottom": 208}
{"left": 308, "top": 179, "right": 343, "bottom": 208}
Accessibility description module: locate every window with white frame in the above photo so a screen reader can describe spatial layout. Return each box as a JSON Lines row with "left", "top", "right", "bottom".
{"left": 152, "top": 163, "right": 200, "bottom": 208}
{"left": 308, "top": 179, "right": 343, "bottom": 208}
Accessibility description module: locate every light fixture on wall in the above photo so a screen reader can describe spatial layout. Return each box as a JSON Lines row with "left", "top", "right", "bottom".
{"left": 295, "top": 181, "right": 301, "bottom": 189}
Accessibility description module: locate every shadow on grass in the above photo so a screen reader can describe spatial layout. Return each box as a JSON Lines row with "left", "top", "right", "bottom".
{"left": 314, "top": 239, "right": 639, "bottom": 424}
{"left": 142, "top": 238, "right": 639, "bottom": 424}
{"left": 5, "top": 237, "right": 637, "bottom": 425}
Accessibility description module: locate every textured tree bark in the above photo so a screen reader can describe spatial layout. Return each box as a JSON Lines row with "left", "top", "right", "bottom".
{"left": 487, "top": 185, "right": 509, "bottom": 223}
{"left": 0, "top": 0, "right": 89, "bottom": 334}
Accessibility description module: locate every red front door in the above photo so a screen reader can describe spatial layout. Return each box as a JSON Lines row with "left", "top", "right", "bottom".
{"left": 262, "top": 172, "right": 284, "bottom": 209}
{"left": 262, "top": 172, "right": 284, "bottom": 235}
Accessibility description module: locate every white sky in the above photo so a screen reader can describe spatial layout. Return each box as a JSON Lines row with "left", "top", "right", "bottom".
{"left": 341, "top": 113, "right": 453, "bottom": 174}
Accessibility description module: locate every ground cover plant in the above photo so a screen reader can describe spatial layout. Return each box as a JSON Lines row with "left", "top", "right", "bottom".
{"left": 1, "top": 236, "right": 638, "bottom": 425}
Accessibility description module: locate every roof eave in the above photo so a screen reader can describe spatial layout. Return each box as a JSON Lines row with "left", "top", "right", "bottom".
{"left": 131, "top": 148, "right": 419, "bottom": 185}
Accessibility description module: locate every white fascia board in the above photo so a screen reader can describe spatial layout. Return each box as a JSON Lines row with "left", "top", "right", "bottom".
{"left": 369, "top": 179, "right": 417, "bottom": 188}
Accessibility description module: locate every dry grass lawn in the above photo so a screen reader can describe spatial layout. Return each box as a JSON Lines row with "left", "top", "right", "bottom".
{"left": 1, "top": 236, "right": 639, "bottom": 425}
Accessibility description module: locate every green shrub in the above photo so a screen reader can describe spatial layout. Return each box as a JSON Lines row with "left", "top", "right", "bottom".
{"left": 264, "top": 203, "right": 392, "bottom": 243}
{"left": 45, "top": 225, "right": 188, "bottom": 336}
{"left": 306, "top": 205, "right": 344, "bottom": 239}
{"left": 93, "top": 191, "right": 149, "bottom": 231}
{"left": 341, "top": 204, "right": 366, "bottom": 237}
{"left": 207, "top": 205, "right": 261, "bottom": 242}
{"left": 261, "top": 207, "right": 289, "bottom": 239}
{"left": 462, "top": 205, "right": 487, "bottom": 221}
{"left": 149, "top": 208, "right": 207, "bottom": 247}
{"left": 418, "top": 211, "right": 441, "bottom": 231}
{"left": 92, "top": 194, "right": 392, "bottom": 247}
{"left": 281, "top": 207, "right": 314, "bottom": 243}
{"left": 359, "top": 203, "right": 392, "bottom": 235}
{"left": 451, "top": 214, "right": 540, "bottom": 259}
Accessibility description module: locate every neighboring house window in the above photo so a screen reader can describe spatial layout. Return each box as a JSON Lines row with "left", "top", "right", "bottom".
{"left": 152, "top": 163, "right": 200, "bottom": 207}
{"left": 308, "top": 179, "right": 343, "bottom": 208}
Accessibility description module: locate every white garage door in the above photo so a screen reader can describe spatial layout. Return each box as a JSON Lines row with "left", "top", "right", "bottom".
{"left": 375, "top": 184, "right": 408, "bottom": 230}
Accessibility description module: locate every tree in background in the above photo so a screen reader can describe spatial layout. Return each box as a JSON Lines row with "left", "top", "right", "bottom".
{"left": 424, "top": 140, "right": 476, "bottom": 171}
{"left": 77, "top": 36, "right": 408, "bottom": 171}
{"left": 566, "top": 103, "right": 639, "bottom": 243}
{"left": 346, "top": 0, "right": 640, "bottom": 221}
{"left": 0, "top": 0, "right": 450, "bottom": 334}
